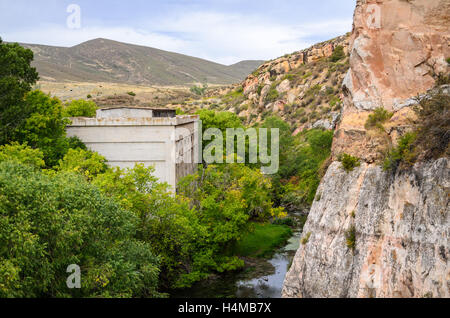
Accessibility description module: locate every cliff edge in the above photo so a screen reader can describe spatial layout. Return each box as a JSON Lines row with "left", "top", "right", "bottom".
{"left": 282, "top": 0, "right": 449, "bottom": 298}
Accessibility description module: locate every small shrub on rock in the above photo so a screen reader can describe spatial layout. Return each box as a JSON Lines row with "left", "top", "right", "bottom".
{"left": 338, "top": 153, "right": 361, "bottom": 172}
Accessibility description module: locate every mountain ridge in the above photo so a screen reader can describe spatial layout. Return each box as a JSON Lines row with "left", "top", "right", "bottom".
{"left": 19, "top": 38, "right": 264, "bottom": 86}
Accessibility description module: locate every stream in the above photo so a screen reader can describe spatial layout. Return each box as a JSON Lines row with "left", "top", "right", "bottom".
{"left": 172, "top": 213, "right": 304, "bottom": 298}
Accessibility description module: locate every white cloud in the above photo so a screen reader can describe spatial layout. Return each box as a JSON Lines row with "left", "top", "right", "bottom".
{"left": 2, "top": 10, "right": 352, "bottom": 64}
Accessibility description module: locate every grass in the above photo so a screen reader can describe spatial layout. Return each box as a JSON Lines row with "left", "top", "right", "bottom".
{"left": 365, "top": 107, "right": 393, "bottom": 130}
{"left": 232, "top": 223, "right": 292, "bottom": 258}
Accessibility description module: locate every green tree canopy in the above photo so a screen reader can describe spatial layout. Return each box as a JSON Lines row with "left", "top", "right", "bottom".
{"left": 63, "top": 99, "right": 98, "bottom": 118}
{"left": 0, "top": 161, "right": 161, "bottom": 298}
{"left": 14, "top": 90, "right": 71, "bottom": 167}
{"left": 0, "top": 38, "right": 39, "bottom": 144}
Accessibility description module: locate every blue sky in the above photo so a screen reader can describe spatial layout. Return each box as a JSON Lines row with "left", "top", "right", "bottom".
{"left": 0, "top": 0, "right": 356, "bottom": 65}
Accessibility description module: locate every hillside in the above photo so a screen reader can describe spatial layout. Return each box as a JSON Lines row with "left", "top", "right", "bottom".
{"left": 21, "top": 38, "right": 263, "bottom": 86}
{"left": 179, "top": 34, "right": 351, "bottom": 134}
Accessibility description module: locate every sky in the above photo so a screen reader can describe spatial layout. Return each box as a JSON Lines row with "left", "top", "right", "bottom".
{"left": 0, "top": 0, "right": 356, "bottom": 65}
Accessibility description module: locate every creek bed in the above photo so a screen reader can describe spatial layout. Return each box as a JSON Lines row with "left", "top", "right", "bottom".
{"left": 171, "top": 214, "right": 304, "bottom": 298}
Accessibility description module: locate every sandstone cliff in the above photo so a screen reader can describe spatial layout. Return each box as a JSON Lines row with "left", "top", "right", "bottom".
{"left": 283, "top": 0, "right": 449, "bottom": 298}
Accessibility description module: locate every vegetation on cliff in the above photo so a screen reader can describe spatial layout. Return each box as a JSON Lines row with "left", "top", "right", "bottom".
{"left": 383, "top": 87, "right": 450, "bottom": 172}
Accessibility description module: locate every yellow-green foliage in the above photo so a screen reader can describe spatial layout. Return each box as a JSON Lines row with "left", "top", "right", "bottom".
{"left": 0, "top": 142, "right": 45, "bottom": 168}
{"left": 63, "top": 99, "right": 98, "bottom": 118}
{"left": 329, "top": 45, "right": 346, "bottom": 62}
{"left": 0, "top": 161, "right": 161, "bottom": 298}
{"left": 14, "top": 91, "right": 71, "bottom": 167}
{"left": 232, "top": 223, "right": 292, "bottom": 258}
{"left": 57, "top": 148, "right": 108, "bottom": 180}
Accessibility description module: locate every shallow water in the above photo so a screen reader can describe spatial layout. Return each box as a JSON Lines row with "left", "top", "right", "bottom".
{"left": 171, "top": 228, "right": 302, "bottom": 299}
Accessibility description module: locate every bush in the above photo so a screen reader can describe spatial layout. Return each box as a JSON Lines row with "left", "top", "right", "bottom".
{"left": 413, "top": 89, "right": 450, "bottom": 160}
{"left": 265, "top": 84, "right": 280, "bottom": 102}
{"left": 329, "top": 45, "right": 346, "bottom": 63}
{"left": 63, "top": 99, "right": 98, "bottom": 118}
{"left": 272, "top": 217, "right": 295, "bottom": 227}
{"left": 345, "top": 226, "right": 356, "bottom": 251}
{"left": 190, "top": 84, "right": 208, "bottom": 96}
{"left": 338, "top": 153, "right": 360, "bottom": 172}
{"left": 127, "top": 91, "right": 136, "bottom": 96}
{"left": 365, "top": 107, "right": 393, "bottom": 130}
{"left": 279, "top": 129, "right": 333, "bottom": 209}
{"left": 93, "top": 164, "right": 207, "bottom": 289}
{"left": 383, "top": 133, "right": 417, "bottom": 172}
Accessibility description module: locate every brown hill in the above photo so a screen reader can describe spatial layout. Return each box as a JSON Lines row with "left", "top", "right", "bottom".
{"left": 21, "top": 38, "right": 263, "bottom": 86}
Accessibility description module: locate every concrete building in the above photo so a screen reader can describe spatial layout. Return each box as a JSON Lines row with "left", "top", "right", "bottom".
{"left": 66, "top": 107, "right": 200, "bottom": 190}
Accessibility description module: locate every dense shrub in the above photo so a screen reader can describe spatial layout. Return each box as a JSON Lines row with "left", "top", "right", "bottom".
{"left": 93, "top": 164, "right": 207, "bottom": 288}
{"left": 383, "top": 133, "right": 417, "bottom": 172}
{"left": 265, "top": 83, "right": 280, "bottom": 102}
{"left": 279, "top": 129, "right": 333, "bottom": 207}
{"left": 57, "top": 148, "right": 108, "bottom": 180}
{"left": 190, "top": 84, "right": 208, "bottom": 96}
{"left": 329, "top": 45, "right": 346, "bottom": 62}
{"left": 0, "top": 142, "right": 45, "bottom": 168}
{"left": 382, "top": 88, "right": 449, "bottom": 172}
{"left": 0, "top": 161, "right": 160, "bottom": 298}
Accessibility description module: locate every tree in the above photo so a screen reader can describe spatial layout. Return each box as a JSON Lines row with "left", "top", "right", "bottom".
{"left": 14, "top": 91, "right": 71, "bottom": 167}
{"left": 0, "top": 142, "right": 45, "bottom": 168}
{"left": 0, "top": 161, "right": 161, "bottom": 297}
{"left": 93, "top": 164, "right": 206, "bottom": 289}
{"left": 63, "top": 99, "right": 98, "bottom": 118}
{"left": 56, "top": 148, "right": 108, "bottom": 181}
{"left": 0, "top": 38, "right": 39, "bottom": 144}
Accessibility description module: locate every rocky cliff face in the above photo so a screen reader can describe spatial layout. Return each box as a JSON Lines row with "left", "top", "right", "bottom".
{"left": 335, "top": 0, "right": 450, "bottom": 162}
{"left": 283, "top": 159, "right": 449, "bottom": 298}
{"left": 283, "top": 0, "right": 450, "bottom": 298}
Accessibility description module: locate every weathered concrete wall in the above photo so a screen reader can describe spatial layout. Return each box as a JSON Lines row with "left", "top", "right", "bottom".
{"left": 66, "top": 112, "right": 199, "bottom": 190}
